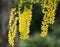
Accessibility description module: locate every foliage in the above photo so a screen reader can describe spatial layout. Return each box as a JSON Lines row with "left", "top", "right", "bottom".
{"left": 19, "top": 33, "right": 60, "bottom": 47}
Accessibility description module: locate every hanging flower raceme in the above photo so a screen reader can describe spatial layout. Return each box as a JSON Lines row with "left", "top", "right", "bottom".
{"left": 18, "top": 4, "right": 32, "bottom": 40}
{"left": 41, "top": 0, "right": 58, "bottom": 37}
{"left": 8, "top": 0, "right": 33, "bottom": 46}
{"left": 8, "top": 8, "right": 18, "bottom": 47}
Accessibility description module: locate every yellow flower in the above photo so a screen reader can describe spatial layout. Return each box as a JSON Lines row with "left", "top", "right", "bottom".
{"left": 41, "top": 0, "right": 58, "bottom": 38}
{"left": 18, "top": 4, "right": 32, "bottom": 40}
{"left": 41, "top": 31, "right": 48, "bottom": 38}
{"left": 20, "top": 34, "right": 29, "bottom": 40}
{"left": 8, "top": 8, "right": 18, "bottom": 47}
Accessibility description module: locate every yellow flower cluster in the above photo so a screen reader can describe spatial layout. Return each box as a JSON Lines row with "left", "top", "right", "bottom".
{"left": 8, "top": 0, "right": 58, "bottom": 46}
{"left": 41, "top": 21, "right": 49, "bottom": 37}
{"left": 18, "top": 5, "right": 32, "bottom": 40}
{"left": 8, "top": 8, "right": 18, "bottom": 47}
{"left": 8, "top": 0, "right": 33, "bottom": 46}
{"left": 41, "top": 0, "right": 58, "bottom": 37}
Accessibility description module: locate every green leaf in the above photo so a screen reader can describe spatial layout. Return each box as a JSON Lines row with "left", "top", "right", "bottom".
{"left": 13, "top": 0, "right": 20, "bottom": 7}
{"left": 25, "top": 2, "right": 31, "bottom": 9}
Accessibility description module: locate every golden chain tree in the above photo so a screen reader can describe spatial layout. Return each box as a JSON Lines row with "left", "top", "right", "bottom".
{"left": 8, "top": 8, "right": 18, "bottom": 47}
{"left": 18, "top": 0, "right": 33, "bottom": 40}
{"left": 41, "top": 0, "right": 58, "bottom": 37}
{"left": 8, "top": 0, "right": 39, "bottom": 47}
{"left": 8, "top": 0, "right": 59, "bottom": 47}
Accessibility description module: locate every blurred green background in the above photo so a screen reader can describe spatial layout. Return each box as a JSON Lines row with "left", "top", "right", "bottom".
{"left": 0, "top": 0, "right": 60, "bottom": 47}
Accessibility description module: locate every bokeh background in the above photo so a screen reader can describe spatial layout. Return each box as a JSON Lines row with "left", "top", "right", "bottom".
{"left": 0, "top": 0, "right": 60, "bottom": 47}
